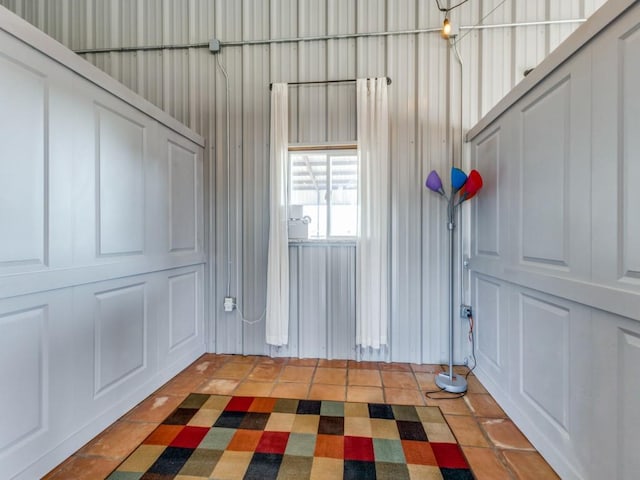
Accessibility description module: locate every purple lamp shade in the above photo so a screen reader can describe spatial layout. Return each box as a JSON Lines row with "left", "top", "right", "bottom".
{"left": 451, "top": 167, "right": 468, "bottom": 192}
{"left": 459, "top": 169, "right": 483, "bottom": 202}
{"left": 425, "top": 170, "right": 445, "bottom": 195}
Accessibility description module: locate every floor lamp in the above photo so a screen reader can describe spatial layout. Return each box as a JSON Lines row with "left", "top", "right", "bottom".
{"left": 425, "top": 168, "right": 483, "bottom": 393}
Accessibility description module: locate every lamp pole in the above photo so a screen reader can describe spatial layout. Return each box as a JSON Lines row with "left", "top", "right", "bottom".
{"left": 435, "top": 197, "right": 468, "bottom": 393}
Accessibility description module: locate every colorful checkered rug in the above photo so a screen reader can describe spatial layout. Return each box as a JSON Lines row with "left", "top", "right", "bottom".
{"left": 107, "top": 394, "right": 473, "bottom": 479}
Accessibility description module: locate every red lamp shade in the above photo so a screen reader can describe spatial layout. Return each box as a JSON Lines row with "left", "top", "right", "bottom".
{"left": 459, "top": 169, "right": 483, "bottom": 202}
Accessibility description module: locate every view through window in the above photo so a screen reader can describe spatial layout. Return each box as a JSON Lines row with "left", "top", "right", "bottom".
{"left": 288, "top": 148, "right": 358, "bottom": 239}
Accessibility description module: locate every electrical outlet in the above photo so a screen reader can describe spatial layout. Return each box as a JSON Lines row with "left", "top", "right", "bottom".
{"left": 224, "top": 296, "right": 235, "bottom": 312}
{"left": 460, "top": 305, "right": 472, "bottom": 318}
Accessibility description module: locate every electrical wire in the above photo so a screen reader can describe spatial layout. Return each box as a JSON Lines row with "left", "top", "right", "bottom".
{"left": 234, "top": 300, "right": 267, "bottom": 325}
{"left": 453, "top": 0, "right": 509, "bottom": 46}
{"left": 435, "top": 0, "right": 470, "bottom": 13}
{"left": 216, "top": 52, "right": 266, "bottom": 326}
{"left": 215, "top": 53, "right": 232, "bottom": 298}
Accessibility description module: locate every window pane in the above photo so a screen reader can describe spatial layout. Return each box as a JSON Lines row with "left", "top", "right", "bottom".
{"left": 329, "top": 154, "right": 358, "bottom": 236}
{"left": 289, "top": 153, "right": 327, "bottom": 239}
{"left": 289, "top": 149, "right": 358, "bottom": 240}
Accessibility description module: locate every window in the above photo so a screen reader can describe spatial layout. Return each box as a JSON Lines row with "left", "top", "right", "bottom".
{"left": 288, "top": 148, "right": 358, "bottom": 240}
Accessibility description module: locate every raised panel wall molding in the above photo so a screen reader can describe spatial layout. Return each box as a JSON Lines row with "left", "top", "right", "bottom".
{"left": 0, "top": 52, "right": 47, "bottom": 269}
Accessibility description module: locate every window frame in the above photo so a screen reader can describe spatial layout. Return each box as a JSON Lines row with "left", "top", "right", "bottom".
{"left": 287, "top": 144, "right": 358, "bottom": 242}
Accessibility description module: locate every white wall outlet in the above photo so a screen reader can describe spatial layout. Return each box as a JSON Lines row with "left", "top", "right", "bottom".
{"left": 224, "top": 296, "right": 235, "bottom": 312}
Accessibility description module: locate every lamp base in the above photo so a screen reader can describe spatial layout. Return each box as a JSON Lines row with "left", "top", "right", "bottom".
{"left": 435, "top": 371, "right": 468, "bottom": 393}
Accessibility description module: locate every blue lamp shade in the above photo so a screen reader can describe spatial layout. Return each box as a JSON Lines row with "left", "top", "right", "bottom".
{"left": 425, "top": 170, "right": 445, "bottom": 195}
{"left": 451, "top": 167, "right": 468, "bottom": 191}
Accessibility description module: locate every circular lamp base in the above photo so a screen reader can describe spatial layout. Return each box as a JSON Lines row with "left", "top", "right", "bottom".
{"left": 435, "top": 371, "right": 468, "bottom": 393}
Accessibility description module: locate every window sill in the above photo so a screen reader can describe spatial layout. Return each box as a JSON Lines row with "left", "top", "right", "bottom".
{"left": 288, "top": 238, "right": 357, "bottom": 246}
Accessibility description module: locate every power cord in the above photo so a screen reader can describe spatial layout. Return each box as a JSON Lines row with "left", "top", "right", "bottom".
{"left": 425, "top": 313, "right": 477, "bottom": 400}
{"left": 233, "top": 299, "right": 266, "bottom": 326}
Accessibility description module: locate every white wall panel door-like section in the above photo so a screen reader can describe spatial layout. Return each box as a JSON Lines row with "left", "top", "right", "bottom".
{"left": 0, "top": 53, "right": 46, "bottom": 269}
{"left": 592, "top": 9, "right": 640, "bottom": 293}
{"left": 518, "top": 53, "right": 591, "bottom": 279}
{"left": 168, "top": 270, "right": 198, "bottom": 352}
{"left": 96, "top": 105, "right": 146, "bottom": 256}
{"left": 0, "top": 306, "right": 46, "bottom": 452}
{"left": 0, "top": 8, "right": 206, "bottom": 479}
{"left": 620, "top": 27, "right": 640, "bottom": 282}
{"left": 520, "top": 294, "right": 570, "bottom": 431}
{"left": 169, "top": 141, "right": 198, "bottom": 253}
{"left": 94, "top": 283, "right": 146, "bottom": 395}
{"left": 521, "top": 79, "right": 570, "bottom": 267}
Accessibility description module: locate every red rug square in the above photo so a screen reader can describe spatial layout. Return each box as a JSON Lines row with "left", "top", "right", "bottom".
{"left": 226, "top": 396, "right": 255, "bottom": 412}
{"left": 431, "top": 442, "right": 469, "bottom": 469}
{"left": 256, "top": 431, "right": 290, "bottom": 454}
{"left": 344, "top": 435, "right": 374, "bottom": 461}
{"left": 169, "top": 426, "right": 210, "bottom": 448}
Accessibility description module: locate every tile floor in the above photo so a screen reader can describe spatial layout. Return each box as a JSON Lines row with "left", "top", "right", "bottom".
{"left": 43, "top": 354, "right": 560, "bottom": 479}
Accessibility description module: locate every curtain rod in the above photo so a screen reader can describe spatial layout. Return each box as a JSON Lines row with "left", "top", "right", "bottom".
{"left": 269, "top": 77, "right": 391, "bottom": 90}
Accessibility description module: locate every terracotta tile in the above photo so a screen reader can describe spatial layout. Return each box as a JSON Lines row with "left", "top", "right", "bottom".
{"left": 125, "top": 394, "right": 185, "bottom": 423}
{"left": 346, "top": 386, "right": 384, "bottom": 403}
{"left": 425, "top": 397, "right": 471, "bottom": 415}
{"left": 195, "top": 378, "right": 239, "bottom": 395}
{"left": 465, "top": 394, "right": 507, "bottom": 418}
{"left": 271, "top": 382, "right": 310, "bottom": 399}
{"left": 247, "top": 363, "right": 283, "bottom": 382}
{"left": 502, "top": 450, "right": 560, "bottom": 480}
{"left": 480, "top": 418, "right": 534, "bottom": 450}
{"left": 314, "top": 367, "right": 347, "bottom": 385}
{"left": 452, "top": 365, "right": 471, "bottom": 375}
{"left": 414, "top": 372, "right": 440, "bottom": 391}
{"left": 228, "top": 355, "right": 259, "bottom": 365}
{"left": 279, "top": 365, "right": 315, "bottom": 383}
{"left": 466, "top": 375, "right": 488, "bottom": 394}
{"left": 43, "top": 456, "right": 121, "bottom": 480}
{"left": 308, "top": 384, "right": 346, "bottom": 401}
{"left": 212, "top": 362, "right": 254, "bottom": 380}
{"left": 348, "top": 360, "right": 379, "bottom": 370}
{"left": 318, "top": 359, "right": 348, "bottom": 368}
{"left": 462, "top": 446, "right": 512, "bottom": 480}
{"left": 384, "top": 388, "right": 425, "bottom": 406}
{"left": 156, "top": 373, "right": 208, "bottom": 396}
{"left": 411, "top": 364, "right": 443, "bottom": 374}
{"left": 233, "top": 381, "right": 274, "bottom": 397}
{"left": 379, "top": 362, "right": 412, "bottom": 372}
{"left": 257, "top": 356, "right": 289, "bottom": 365}
{"left": 381, "top": 371, "right": 418, "bottom": 389}
{"left": 78, "top": 420, "right": 157, "bottom": 459}
{"left": 183, "top": 354, "right": 229, "bottom": 374}
{"left": 445, "top": 416, "right": 489, "bottom": 447}
{"left": 287, "top": 358, "right": 319, "bottom": 367}
{"left": 348, "top": 369, "right": 382, "bottom": 387}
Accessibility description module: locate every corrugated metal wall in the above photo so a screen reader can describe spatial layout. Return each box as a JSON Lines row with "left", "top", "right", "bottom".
{"left": 0, "top": 0, "right": 606, "bottom": 362}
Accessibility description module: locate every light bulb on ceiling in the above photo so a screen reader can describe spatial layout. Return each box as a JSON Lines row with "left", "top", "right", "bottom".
{"left": 442, "top": 16, "right": 452, "bottom": 39}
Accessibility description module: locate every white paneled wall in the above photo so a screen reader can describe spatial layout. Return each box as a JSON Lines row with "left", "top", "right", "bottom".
{"left": 0, "top": 1, "right": 605, "bottom": 363}
{"left": 468, "top": 2, "right": 640, "bottom": 478}
{"left": 0, "top": 8, "right": 206, "bottom": 479}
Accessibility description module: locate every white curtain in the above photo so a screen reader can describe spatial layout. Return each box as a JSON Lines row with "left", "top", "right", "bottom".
{"left": 266, "top": 83, "right": 289, "bottom": 346}
{"left": 356, "top": 78, "right": 390, "bottom": 349}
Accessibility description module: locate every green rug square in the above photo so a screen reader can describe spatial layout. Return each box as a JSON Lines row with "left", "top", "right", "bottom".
{"left": 284, "top": 433, "right": 317, "bottom": 457}
{"left": 373, "top": 438, "right": 406, "bottom": 463}
{"left": 320, "top": 401, "right": 344, "bottom": 417}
